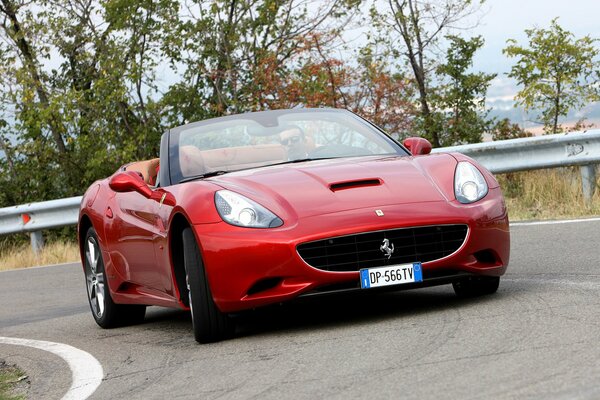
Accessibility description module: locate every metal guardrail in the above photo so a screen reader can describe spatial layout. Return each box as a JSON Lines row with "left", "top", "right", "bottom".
{"left": 432, "top": 129, "right": 600, "bottom": 174}
{"left": 1, "top": 129, "right": 599, "bottom": 253}
{"left": 0, "top": 196, "right": 82, "bottom": 253}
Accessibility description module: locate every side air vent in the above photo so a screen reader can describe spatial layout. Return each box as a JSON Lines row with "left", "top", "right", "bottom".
{"left": 329, "top": 179, "right": 382, "bottom": 192}
{"left": 246, "top": 278, "right": 282, "bottom": 296}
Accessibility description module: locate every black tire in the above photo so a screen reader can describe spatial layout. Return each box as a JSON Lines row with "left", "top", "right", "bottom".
{"left": 453, "top": 276, "right": 500, "bottom": 298}
{"left": 182, "top": 227, "right": 233, "bottom": 343}
{"left": 84, "top": 227, "right": 146, "bottom": 328}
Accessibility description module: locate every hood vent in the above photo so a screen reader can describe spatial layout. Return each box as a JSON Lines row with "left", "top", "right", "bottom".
{"left": 329, "top": 178, "right": 382, "bottom": 192}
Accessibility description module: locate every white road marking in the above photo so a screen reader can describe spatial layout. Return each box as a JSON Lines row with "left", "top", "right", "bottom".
{"left": 511, "top": 217, "right": 600, "bottom": 227}
{"left": 0, "top": 336, "right": 103, "bottom": 400}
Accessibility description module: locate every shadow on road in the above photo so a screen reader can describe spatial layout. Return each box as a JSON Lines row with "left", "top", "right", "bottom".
{"left": 139, "top": 283, "right": 522, "bottom": 341}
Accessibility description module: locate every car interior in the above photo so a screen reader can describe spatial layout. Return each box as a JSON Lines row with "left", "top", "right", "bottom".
{"left": 124, "top": 158, "right": 160, "bottom": 186}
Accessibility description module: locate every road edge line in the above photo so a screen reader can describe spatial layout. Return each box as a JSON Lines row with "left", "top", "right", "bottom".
{"left": 0, "top": 336, "right": 103, "bottom": 400}
{"left": 511, "top": 216, "right": 600, "bottom": 227}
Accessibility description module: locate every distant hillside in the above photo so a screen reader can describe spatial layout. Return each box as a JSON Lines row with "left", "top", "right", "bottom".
{"left": 487, "top": 98, "right": 600, "bottom": 130}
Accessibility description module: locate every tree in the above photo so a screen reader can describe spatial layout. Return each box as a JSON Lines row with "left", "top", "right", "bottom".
{"left": 349, "top": 49, "right": 416, "bottom": 137}
{"left": 372, "top": 0, "right": 483, "bottom": 146}
{"left": 503, "top": 19, "right": 600, "bottom": 134}
{"left": 431, "top": 35, "right": 495, "bottom": 146}
{"left": 0, "top": 0, "right": 177, "bottom": 204}
{"left": 254, "top": 38, "right": 416, "bottom": 138}
{"left": 490, "top": 118, "right": 532, "bottom": 141}
{"left": 159, "top": 0, "right": 358, "bottom": 125}
{"left": 0, "top": 0, "right": 68, "bottom": 154}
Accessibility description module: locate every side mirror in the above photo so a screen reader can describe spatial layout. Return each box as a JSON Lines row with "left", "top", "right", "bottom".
{"left": 403, "top": 137, "right": 432, "bottom": 155}
{"left": 109, "top": 171, "right": 176, "bottom": 206}
{"left": 109, "top": 171, "right": 153, "bottom": 198}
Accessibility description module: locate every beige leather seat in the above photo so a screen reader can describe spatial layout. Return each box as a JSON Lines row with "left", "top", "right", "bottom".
{"left": 200, "top": 144, "right": 285, "bottom": 170}
{"left": 179, "top": 146, "right": 207, "bottom": 177}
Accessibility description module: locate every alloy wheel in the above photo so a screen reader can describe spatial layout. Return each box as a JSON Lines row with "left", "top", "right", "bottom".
{"left": 85, "top": 236, "right": 105, "bottom": 318}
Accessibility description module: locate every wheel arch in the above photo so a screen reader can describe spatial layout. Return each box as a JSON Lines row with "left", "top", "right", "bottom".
{"left": 169, "top": 213, "right": 193, "bottom": 306}
{"left": 78, "top": 214, "right": 94, "bottom": 263}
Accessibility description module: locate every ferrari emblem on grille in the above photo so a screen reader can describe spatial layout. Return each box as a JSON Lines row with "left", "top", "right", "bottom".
{"left": 375, "top": 210, "right": 384, "bottom": 216}
{"left": 380, "top": 238, "right": 394, "bottom": 259}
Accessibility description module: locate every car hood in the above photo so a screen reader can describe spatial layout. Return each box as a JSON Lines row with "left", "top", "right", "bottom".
{"left": 209, "top": 154, "right": 457, "bottom": 219}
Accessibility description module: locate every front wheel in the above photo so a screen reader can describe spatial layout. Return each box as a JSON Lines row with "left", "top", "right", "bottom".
{"left": 84, "top": 227, "right": 146, "bottom": 328}
{"left": 182, "top": 227, "right": 233, "bottom": 343}
{"left": 453, "top": 276, "right": 500, "bottom": 298}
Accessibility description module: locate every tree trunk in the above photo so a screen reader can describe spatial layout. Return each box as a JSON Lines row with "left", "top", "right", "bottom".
{"left": 413, "top": 70, "right": 438, "bottom": 146}
{"left": 209, "top": 0, "right": 237, "bottom": 115}
{"left": 390, "top": 0, "right": 440, "bottom": 147}
{"left": 553, "top": 81, "right": 561, "bottom": 134}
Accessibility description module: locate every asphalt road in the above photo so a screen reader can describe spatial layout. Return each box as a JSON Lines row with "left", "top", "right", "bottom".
{"left": 2, "top": 220, "right": 600, "bottom": 399}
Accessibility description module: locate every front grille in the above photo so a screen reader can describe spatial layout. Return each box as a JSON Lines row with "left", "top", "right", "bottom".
{"left": 297, "top": 225, "right": 468, "bottom": 272}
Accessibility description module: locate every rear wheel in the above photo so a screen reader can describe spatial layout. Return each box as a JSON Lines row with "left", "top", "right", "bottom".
{"left": 453, "top": 276, "right": 500, "bottom": 298}
{"left": 84, "top": 227, "right": 146, "bottom": 328}
{"left": 182, "top": 227, "right": 233, "bottom": 343}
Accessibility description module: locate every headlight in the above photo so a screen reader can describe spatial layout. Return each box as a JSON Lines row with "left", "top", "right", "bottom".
{"left": 454, "top": 162, "right": 488, "bottom": 203}
{"left": 214, "top": 190, "right": 283, "bottom": 228}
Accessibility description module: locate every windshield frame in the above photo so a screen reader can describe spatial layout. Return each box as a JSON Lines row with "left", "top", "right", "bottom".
{"left": 163, "top": 108, "right": 410, "bottom": 186}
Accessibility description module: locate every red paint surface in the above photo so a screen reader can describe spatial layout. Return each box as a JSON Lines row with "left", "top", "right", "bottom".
{"left": 79, "top": 153, "right": 510, "bottom": 313}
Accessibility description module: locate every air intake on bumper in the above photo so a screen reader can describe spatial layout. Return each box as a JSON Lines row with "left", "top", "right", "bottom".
{"left": 297, "top": 225, "right": 468, "bottom": 272}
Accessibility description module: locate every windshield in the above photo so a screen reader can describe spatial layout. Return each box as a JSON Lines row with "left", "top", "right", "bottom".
{"left": 168, "top": 109, "right": 408, "bottom": 184}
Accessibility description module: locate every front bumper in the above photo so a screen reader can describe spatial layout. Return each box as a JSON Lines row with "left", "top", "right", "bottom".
{"left": 196, "top": 187, "right": 509, "bottom": 313}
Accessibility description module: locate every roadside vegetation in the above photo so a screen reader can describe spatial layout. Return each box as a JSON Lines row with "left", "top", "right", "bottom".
{"left": 0, "top": 239, "right": 79, "bottom": 271}
{"left": 499, "top": 168, "right": 600, "bottom": 221}
{"left": 0, "top": 361, "right": 27, "bottom": 400}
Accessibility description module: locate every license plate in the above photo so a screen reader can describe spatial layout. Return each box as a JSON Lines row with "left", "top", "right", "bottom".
{"left": 360, "top": 262, "right": 423, "bottom": 289}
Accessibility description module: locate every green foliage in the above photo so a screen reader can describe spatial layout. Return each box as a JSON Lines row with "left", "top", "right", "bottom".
{"left": 504, "top": 19, "right": 600, "bottom": 134}
{"left": 370, "top": 0, "right": 485, "bottom": 147}
{"left": 0, "top": 361, "right": 26, "bottom": 400}
{"left": 0, "top": 0, "right": 177, "bottom": 206}
{"left": 491, "top": 118, "right": 532, "bottom": 141}
{"left": 428, "top": 35, "right": 496, "bottom": 146}
{"left": 158, "top": 0, "right": 356, "bottom": 125}
{"left": 0, "top": 0, "right": 366, "bottom": 208}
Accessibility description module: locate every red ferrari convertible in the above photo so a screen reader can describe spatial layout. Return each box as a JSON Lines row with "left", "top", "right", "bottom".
{"left": 78, "top": 108, "right": 510, "bottom": 343}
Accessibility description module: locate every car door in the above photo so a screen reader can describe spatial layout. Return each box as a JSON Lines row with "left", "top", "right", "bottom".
{"left": 106, "top": 190, "right": 167, "bottom": 292}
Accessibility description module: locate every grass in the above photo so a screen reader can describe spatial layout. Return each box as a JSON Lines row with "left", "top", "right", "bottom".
{"left": 0, "top": 167, "right": 598, "bottom": 270}
{"left": 0, "top": 362, "right": 27, "bottom": 400}
{"left": 0, "top": 240, "right": 80, "bottom": 271}
{"left": 498, "top": 167, "right": 600, "bottom": 221}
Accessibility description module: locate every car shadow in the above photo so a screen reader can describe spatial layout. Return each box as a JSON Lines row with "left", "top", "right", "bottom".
{"left": 141, "top": 283, "right": 521, "bottom": 341}
{"left": 234, "top": 286, "right": 510, "bottom": 339}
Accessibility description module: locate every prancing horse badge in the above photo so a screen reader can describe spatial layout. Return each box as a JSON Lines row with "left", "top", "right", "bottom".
{"left": 380, "top": 239, "right": 394, "bottom": 259}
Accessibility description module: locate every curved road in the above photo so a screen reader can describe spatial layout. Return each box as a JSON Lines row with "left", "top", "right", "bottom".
{"left": 2, "top": 220, "right": 600, "bottom": 399}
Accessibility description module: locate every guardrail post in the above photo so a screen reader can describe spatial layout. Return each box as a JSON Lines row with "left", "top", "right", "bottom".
{"left": 580, "top": 164, "right": 597, "bottom": 205}
{"left": 30, "top": 231, "right": 44, "bottom": 254}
